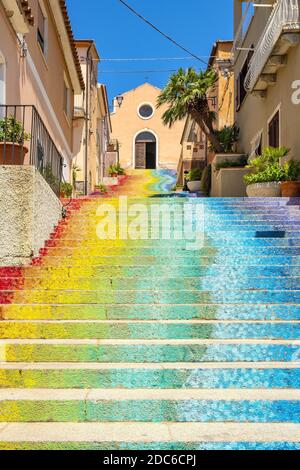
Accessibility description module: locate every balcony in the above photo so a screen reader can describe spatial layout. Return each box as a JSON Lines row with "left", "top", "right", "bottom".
{"left": 0, "top": 105, "right": 63, "bottom": 196}
{"left": 245, "top": 0, "right": 300, "bottom": 94}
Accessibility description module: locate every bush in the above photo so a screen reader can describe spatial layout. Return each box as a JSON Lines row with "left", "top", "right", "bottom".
{"left": 95, "top": 184, "right": 107, "bottom": 193}
{"left": 244, "top": 146, "right": 291, "bottom": 186}
{"left": 60, "top": 182, "right": 73, "bottom": 198}
{"left": 282, "top": 160, "right": 300, "bottom": 182}
{"left": 0, "top": 117, "right": 31, "bottom": 144}
{"left": 215, "top": 155, "right": 248, "bottom": 171}
{"left": 108, "top": 163, "right": 125, "bottom": 176}
{"left": 209, "top": 125, "right": 239, "bottom": 154}
{"left": 200, "top": 165, "right": 212, "bottom": 196}
{"left": 187, "top": 168, "right": 202, "bottom": 182}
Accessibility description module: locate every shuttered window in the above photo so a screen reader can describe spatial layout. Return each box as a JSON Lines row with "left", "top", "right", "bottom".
{"left": 236, "top": 47, "right": 254, "bottom": 111}
{"left": 268, "top": 111, "right": 280, "bottom": 148}
{"left": 37, "top": 4, "right": 45, "bottom": 53}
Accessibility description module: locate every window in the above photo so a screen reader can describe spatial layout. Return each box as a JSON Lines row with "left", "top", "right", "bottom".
{"left": 268, "top": 110, "right": 280, "bottom": 148}
{"left": 0, "top": 51, "right": 5, "bottom": 107}
{"left": 37, "top": 3, "right": 46, "bottom": 54}
{"left": 236, "top": 47, "right": 254, "bottom": 110}
{"left": 138, "top": 104, "right": 154, "bottom": 119}
{"left": 63, "top": 79, "right": 71, "bottom": 120}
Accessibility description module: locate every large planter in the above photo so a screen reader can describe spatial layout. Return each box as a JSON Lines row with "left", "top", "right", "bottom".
{"left": 246, "top": 182, "right": 281, "bottom": 198}
{"left": 0, "top": 143, "right": 28, "bottom": 165}
{"left": 281, "top": 181, "right": 300, "bottom": 197}
{"left": 187, "top": 180, "right": 201, "bottom": 192}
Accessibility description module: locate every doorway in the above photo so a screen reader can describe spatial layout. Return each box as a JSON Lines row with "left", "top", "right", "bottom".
{"left": 135, "top": 131, "right": 157, "bottom": 169}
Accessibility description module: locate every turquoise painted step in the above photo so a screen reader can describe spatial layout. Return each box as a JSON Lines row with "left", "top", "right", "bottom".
{"left": 0, "top": 399, "right": 299, "bottom": 423}
{"left": 0, "top": 322, "right": 299, "bottom": 340}
{"left": 3, "top": 304, "right": 300, "bottom": 320}
{"left": 3, "top": 344, "right": 299, "bottom": 363}
{"left": 1, "top": 368, "right": 299, "bottom": 389}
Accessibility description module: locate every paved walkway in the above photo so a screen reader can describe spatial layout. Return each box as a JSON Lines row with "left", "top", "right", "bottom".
{"left": 0, "top": 170, "right": 300, "bottom": 450}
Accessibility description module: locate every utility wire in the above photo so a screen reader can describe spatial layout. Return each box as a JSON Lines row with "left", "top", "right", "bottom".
{"left": 117, "top": 0, "right": 209, "bottom": 66}
{"left": 101, "top": 56, "right": 217, "bottom": 62}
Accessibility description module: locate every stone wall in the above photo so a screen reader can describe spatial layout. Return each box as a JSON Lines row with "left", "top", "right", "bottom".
{"left": 0, "top": 166, "right": 62, "bottom": 266}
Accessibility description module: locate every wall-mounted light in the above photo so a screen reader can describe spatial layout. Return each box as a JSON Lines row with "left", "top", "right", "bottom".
{"left": 116, "top": 96, "right": 124, "bottom": 108}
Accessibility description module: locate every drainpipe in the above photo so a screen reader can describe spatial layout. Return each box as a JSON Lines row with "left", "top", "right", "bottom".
{"left": 84, "top": 43, "right": 93, "bottom": 196}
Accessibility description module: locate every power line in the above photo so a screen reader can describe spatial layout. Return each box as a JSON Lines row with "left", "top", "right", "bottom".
{"left": 100, "top": 69, "right": 178, "bottom": 74}
{"left": 117, "top": 0, "right": 209, "bottom": 66}
{"left": 101, "top": 56, "right": 212, "bottom": 62}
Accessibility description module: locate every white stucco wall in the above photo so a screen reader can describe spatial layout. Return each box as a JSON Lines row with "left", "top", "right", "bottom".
{"left": 0, "top": 166, "right": 62, "bottom": 266}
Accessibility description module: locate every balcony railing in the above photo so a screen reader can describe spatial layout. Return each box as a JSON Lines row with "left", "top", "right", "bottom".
{"left": 245, "top": 0, "right": 300, "bottom": 92}
{"left": 0, "top": 105, "right": 63, "bottom": 196}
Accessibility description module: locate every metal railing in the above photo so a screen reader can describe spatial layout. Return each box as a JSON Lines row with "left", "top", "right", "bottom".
{"left": 0, "top": 105, "right": 63, "bottom": 196}
{"left": 245, "top": 0, "right": 300, "bottom": 92}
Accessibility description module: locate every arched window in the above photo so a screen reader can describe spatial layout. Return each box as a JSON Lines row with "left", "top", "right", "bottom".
{"left": 135, "top": 131, "right": 156, "bottom": 143}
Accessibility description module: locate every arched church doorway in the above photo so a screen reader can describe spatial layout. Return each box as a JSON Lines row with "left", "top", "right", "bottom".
{"left": 135, "top": 131, "right": 157, "bottom": 169}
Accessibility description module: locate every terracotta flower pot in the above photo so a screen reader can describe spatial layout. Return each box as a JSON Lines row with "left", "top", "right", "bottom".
{"left": 281, "top": 181, "right": 300, "bottom": 197}
{"left": 0, "top": 142, "right": 28, "bottom": 165}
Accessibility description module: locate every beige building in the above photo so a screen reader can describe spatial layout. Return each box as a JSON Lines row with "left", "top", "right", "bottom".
{"left": 110, "top": 83, "right": 185, "bottom": 171}
{"left": 73, "top": 41, "right": 112, "bottom": 193}
{"left": 178, "top": 40, "right": 235, "bottom": 184}
{"left": 0, "top": 0, "right": 84, "bottom": 180}
{"left": 234, "top": 0, "right": 300, "bottom": 158}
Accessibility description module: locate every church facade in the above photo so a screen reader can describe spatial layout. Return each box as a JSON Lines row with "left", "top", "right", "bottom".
{"left": 110, "top": 83, "right": 185, "bottom": 171}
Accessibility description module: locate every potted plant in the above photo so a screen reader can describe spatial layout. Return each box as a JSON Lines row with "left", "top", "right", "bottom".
{"left": 0, "top": 117, "right": 30, "bottom": 165}
{"left": 95, "top": 184, "right": 108, "bottom": 194}
{"left": 108, "top": 165, "right": 118, "bottom": 177}
{"left": 281, "top": 160, "right": 300, "bottom": 197}
{"left": 244, "top": 147, "right": 290, "bottom": 197}
{"left": 60, "top": 182, "right": 73, "bottom": 199}
{"left": 187, "top": 168, "right": 202, "bottom": 192}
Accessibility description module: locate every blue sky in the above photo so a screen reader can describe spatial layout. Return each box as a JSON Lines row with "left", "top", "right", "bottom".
{"left": 67, "top": 0, "right": 233, "bottom": 104}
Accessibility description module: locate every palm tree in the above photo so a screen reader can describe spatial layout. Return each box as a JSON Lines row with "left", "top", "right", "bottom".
{"left": 157, "top": 67, "right": 223, "bottom": 153}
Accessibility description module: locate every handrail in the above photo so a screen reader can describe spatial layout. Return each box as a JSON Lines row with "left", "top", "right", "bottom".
{"left": 244, "top": 0, "right": 300, "bottom": 92}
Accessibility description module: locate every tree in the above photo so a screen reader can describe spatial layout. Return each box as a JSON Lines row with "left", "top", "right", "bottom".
{"left": 157, "top": 67, "right": 223, "bottom": 153}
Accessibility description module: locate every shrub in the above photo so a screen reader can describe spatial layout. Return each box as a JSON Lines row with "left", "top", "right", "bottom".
{"left": 108, "top": 163, "right": 125, "bottom": 176}
{"left": 209, "top": 125, "right": 239, "bottom": 154}
{"left": 282, "top": 160, "right": 300, "bottom": 182}
{"left": 244, "top": 147, "right": 291, "bottom": 186}
{"left": 95, "top": 184, "right": 107, "bottom": 193}
{"left": 60, "top": 182, "right": 73, "bottom": 198}
{"left": 215, "top": 155, "right": 248, "bottom": 171}
{"left": 187, "top": 168, "right": 202, "bottom": 182}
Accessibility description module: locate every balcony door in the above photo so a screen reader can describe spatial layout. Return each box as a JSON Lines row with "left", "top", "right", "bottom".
{"left": 0, "top": 51, "right": 5, "bottom": 108}
{"left": 135, "top": 131, "right": 157, "bottom": 169}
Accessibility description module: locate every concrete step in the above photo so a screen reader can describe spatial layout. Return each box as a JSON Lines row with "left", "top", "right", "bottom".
{"left": 39, "top": 246, "right": 300, "bottom": 257}
{"left": 1, "top": 289, "right": 300, "bottom": 305}
{"left": 2, "top": 304, "right": 299, "bottom": 321}
{"left": 0, "top": 340, "right": 299, "bottom": 363}
{"left": 2, "top": 276, "right": 300, "bottom": 291}
{"left": 30, "top": 255, "right": 300, "bottom": 267}
{"left": 1, "top": 363, "right": 299, "bottom": 389}
{"left": 0, "top": 422, "right": 299, "bottom": 447}
{"left": 0, "top": 320, "right": 299, "bottom": 340}
{"left": 3, "top": 265, "right": 300, "bottom": 279}
{"left": 0, "top": 390, "right": 299, "bottom": 423}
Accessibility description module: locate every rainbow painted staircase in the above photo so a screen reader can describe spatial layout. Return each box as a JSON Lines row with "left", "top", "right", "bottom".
{"left": 0, "top": 170, "right": 300, "bottom": 450}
